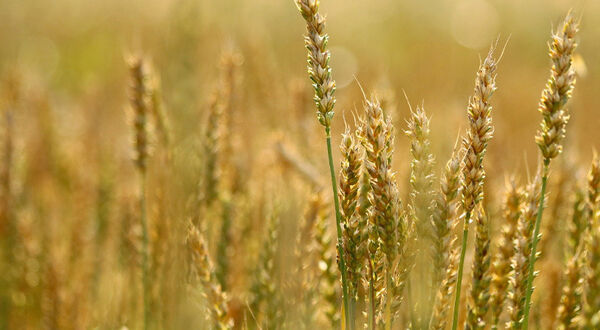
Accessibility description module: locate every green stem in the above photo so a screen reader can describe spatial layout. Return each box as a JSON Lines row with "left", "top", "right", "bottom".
{"left": 521, "top": 160, "right": 550, "bottom": 330}
{"left": 452, "top": 212, "right": 471, "bottom": 330}
{"left": 325, "top": 126, "right": 352, "bottom": 330}
{"left": 368, "top": 258, "right": 376, "bottom": 330}
{"left": 140, "top": 172, "right": 150, "bottom": 330}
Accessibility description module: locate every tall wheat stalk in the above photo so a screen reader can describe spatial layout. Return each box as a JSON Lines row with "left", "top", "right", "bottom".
{"left": 452, "top": 49, "right": 498, "bottom": 330}
{"left": 294, "top": 1, "right": 351, "bottom": 327}
{"left": 522, "top": 13, "right": 578, "bottom": 329}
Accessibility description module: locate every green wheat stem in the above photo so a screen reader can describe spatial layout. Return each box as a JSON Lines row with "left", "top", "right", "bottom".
{"left": 521, "top": 160, "right": 550, "bottom": 330}
{"left": 452, "top": 211, "right": 471, "bottom": 330}
{"left": 367, "top": 257, "right": 376, "bottom": 330}
{"left": 140, "top": 171, "right": 150, "bottom": 330}
{"left": 325, "top": 126, "right": 352, "bottom": 330}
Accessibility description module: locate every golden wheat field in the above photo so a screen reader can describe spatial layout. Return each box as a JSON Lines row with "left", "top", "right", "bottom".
{"left": 1, "top": 0, "right": 600, "bottom": 329}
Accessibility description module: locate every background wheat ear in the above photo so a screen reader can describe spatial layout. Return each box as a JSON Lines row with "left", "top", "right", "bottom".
{"left": 127, "top": 55, "right": 152, "bottom": 330}
{"left": 429, "top": 145, "right": 462, "bottom": 330}
{"left": 489, "top": 177, "right": 524, "bottom": 328}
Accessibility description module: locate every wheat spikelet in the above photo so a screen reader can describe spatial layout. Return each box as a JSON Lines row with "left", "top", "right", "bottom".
{"left": 186, "top": 223, "right": 233, "bottom": 329}
{"left": 466, "top": 208, "right": 491, "bottom": 330}
{"left": 535, "top": 12, "right": 579, "bottom": 161}
{"left": 489, "top": 178, "right": 525, "bottom": 327}
{"left": 507, "top": 174, "right": 542, "bottom": 329}
{"left": 295, "top": 0, "right": 336, "bottom": 127}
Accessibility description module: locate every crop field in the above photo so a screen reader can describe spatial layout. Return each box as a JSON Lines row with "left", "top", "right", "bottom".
{"left": 0, "top": 0, "right": 600, "bottom": 329}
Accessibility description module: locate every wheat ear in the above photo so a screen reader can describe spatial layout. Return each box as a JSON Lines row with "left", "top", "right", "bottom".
{"left": 577, "top": 154, "right": 600, "bottom": 328}
{"left": 186, "top": 224, "right": 232, "bottom": 329}
{"left": 507, "top": 174, "right": 542, "bottom": 329}
{"left": 127, "top": 55, "right": 151, "bottom": 329}
{"left": 490, "top": 178, "right": 525, "bottom": 328}
{"left": 429, "top": 148, "right": 462, "bottom": 330}
{"left": 340, "top": 124, "right": 367, "bottom": 307}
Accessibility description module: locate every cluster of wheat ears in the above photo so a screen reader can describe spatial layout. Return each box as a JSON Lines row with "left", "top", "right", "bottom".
{"left": 0, "top": 1, "right": 599, "bottom": 330}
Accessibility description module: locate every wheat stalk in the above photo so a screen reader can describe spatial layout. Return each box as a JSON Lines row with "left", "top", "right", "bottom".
{"left": 294, "top": 1, "right": 351, "bottom": 325}
{"left": 452, "top": 48, "right": 498, "bottom": 330}
{"left": 522, "top": 13, "right": 579, "bottom": 329}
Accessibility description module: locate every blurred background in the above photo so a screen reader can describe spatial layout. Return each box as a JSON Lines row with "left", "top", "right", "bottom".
{"left": 0, "top": 0, "right": 598, "bottom": 328}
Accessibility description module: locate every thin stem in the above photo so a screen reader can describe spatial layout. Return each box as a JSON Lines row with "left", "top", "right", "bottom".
{"left": 452, "top": 211, "right": 471, "bottom": 330}
{"left": 521, "top": 160, "right": 550, "bottom": 330}
{"left": 140, "top": 171, "right": 150, "bottom": 330}
{"left": 368, "top": 258, "right": 376, "bottom": 330}
{"left": 325, "top": 126, "right": 352, "bottom": 330}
